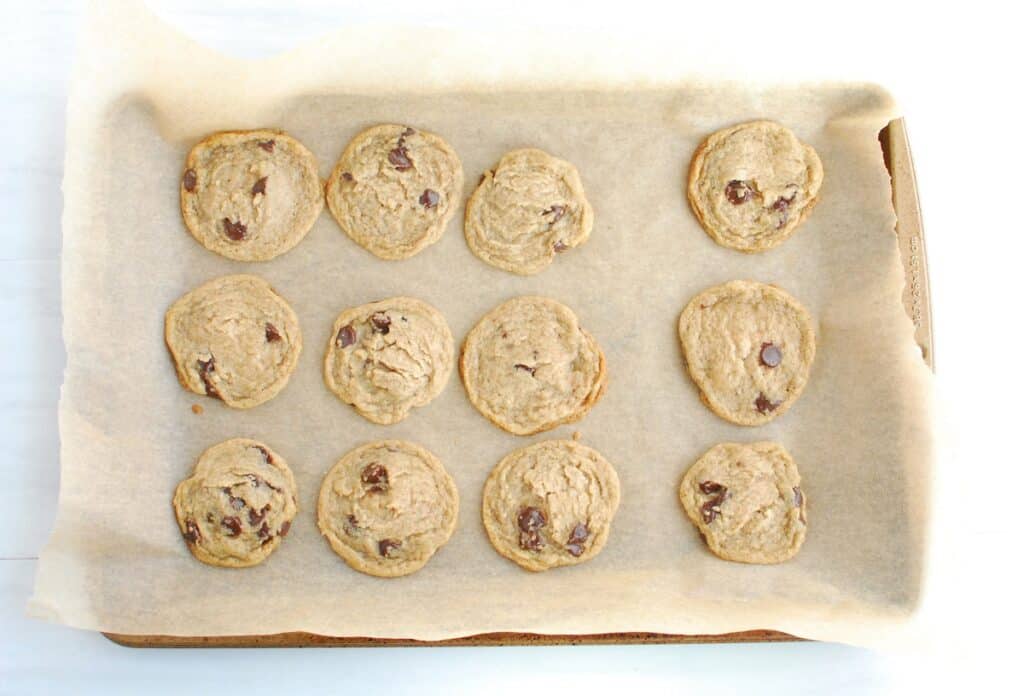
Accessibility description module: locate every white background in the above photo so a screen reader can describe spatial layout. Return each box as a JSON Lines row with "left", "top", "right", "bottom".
{"left": 1, "top": 1, "right": 1020, "bottom": 693}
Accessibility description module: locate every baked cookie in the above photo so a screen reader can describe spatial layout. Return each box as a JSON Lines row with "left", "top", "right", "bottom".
{"left": 460, "top": 296, "right": 607, "bottom": 435}
{"left": 180, "top": 129, "right": 323, "bottom": 262}
{"left": 687, "top": 121, "right": 823, "bottom": 253}
{"left": 482, "top": 439, "right": 620, "bottom": 572}
{"left": 326, "top": 124, "right": 463, "bottom": 260}
{"left": 173, "top": 438, "right": 298, "bottom": 568}
{"left": 678, "top": 280, "right": 815, "bottom": 426}
{"left": 679, "top": 441, "right": 807, "bottom": 564}
{"left": 323, "top": 297, "right": 454, "bottom": 425}
{"left": 317, "top": 440, "right": 458, "bottom": 578}
{"left": 464, "top": 148, "right": 593, "bottom": 275}
{"left": 165, "top": 274, "right": 302, "bottom": 409}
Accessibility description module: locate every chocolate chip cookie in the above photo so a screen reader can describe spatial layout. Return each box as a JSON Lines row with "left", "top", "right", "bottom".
{"left": 679, "top": 441, "right": 807, "bottom": 564}
{"left": 482, "top": 439, "right": 620, "bottom": 572}
{"left": 687, "top": 121, "right": 823, "bottom": 253}
{"left": 165, "top": 274, "right": 302, "bottom": 409}
{"left": 180, "top": 129, "right": 323, "bottom": 262}
{"left": 317, "top": 441, "right": 459, "bottom": 578}
{"left": 326, "top": 124, "right": 464, "bottom": 260}
{"left": 323, "top": 297, "right": 454, "bottom": 425}
{"left": 460, "top": 296, "right": 607, "bottom": 435}
{"left": 464, "top": 148, "right": 593, "bottom": 275}
{"left": 173, "top": 438, "right": 298, "bottom": 568}
{"left": 678, "top": 280, "right": 815, "bottom": 426}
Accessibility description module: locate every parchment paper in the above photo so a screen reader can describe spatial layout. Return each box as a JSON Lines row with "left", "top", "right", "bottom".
{"left": 30, "top": 0, "right": 935, "bottom": 645}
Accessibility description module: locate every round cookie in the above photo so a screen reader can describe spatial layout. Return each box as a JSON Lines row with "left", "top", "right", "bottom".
{"left": 317, "top": 440, "right": 458, "bottom": 578}
{"left": 678, "top": 280, "right": 815, "bottom": 426}
{"left": 482, "top": 439, "right": 620, "bottom": 572}
{"left": 173, "top": 438, "right": 298, "bottom": 568}
{"left": 679, "top": 441, "right": 807, "bottom": 564}
{"left": 323, "top": 297, "right": 454, "bottom": 425}
{"left": 460, "top": 296, "right": 607, "bottom": 436}
{"left": 180, "top": 129, "right": 323, "bottom": 262}
{"left": 326, "top": 124, "right": 463, "bottom": 260}
{"left": 464, "top": 148, "right": 593, "bottom": 275}
{"left": 165, "top": 274, "right": 302, "bottom": 409}
{"left": 687, "top": 120, "right": 823, "bottom": 253}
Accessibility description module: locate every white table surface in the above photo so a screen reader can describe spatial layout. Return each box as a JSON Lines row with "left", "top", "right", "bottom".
{"left": 2, "top": 1, "right": 1020, "bottom": 693}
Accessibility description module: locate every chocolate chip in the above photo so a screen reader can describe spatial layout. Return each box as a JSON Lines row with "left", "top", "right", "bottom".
{"left": 361, "top": 463, "right": 389, "bottom": 493}
{"left": 793, "top": 486, "right": 803, "bottom": 507}
{"left": 249, "top": 504, "right": 270, "bottom": 527}
{"left": 759, "top": 342, "right": 782, "bottom": 368}
{"left": 370, "top": 312, "right": 391, "bottom": 334}
{"left": 257, "top": 522, "right": 270, "bottom": 539}
{"left": 196, "top": 357, "right": 220, "bottom": 399}
{"left": 341, "top": 171, "right": 353, "bottom": 182}
{"left": 566, "top": 522, "right": 589, "bottom": 557}
{"left": 553, "top": 240, "right": 569, "bottom": 253}
{"left": 514, "top": 363, "right": 537, "bottom": 376}
{"left": 252, "top": 176, "right": 267, "bottom": 196}
{"left": 184, "top": 519, "right": 201, "bottom": 543}
{"left": 517, "top": 506, "right": 547, "bottom": 550}
{"left": 229, "top": 495, "right": 246, "bottom": 511}
{"left": 725, "top": 180, "right": 752, "bottom": 204}
{"left": 542, "top": 204, "right": 567, "bottom": 223}
{"left": 222, "top": 218, "right": 247, "bottom": 241}
{"left": 221, "top": 516, "right": 242, "bottom": 537}
{"left": 245, "top": 473, "right": 262, "bottom": 488}
{"left": 182, "top": 169, "right": 197, "bottom": 192}
{"left": 345, "top": 514, "right": 360, "bottom": 533}
{"left": 754, "top": 393, "right": 781, "bottom": 414}
{"left": 253, "top": 446, "right": 274, "bottom": 465}
{"left": 419, "top": 188, "right": 440, "bottom": 208}
{"left": 258, "top": 140, "right": 275, "bottom": 152}
{"left": 279, "top": 520, "right": 291, "bottom": 537}
{"left": 388, "top": 146, "right": 412, "bottom": 171}
{"left": 378, "top": 538, "right": 402, "bottom": 558}
{"left": 336, "top": 324, "right": 356, "bottom": 347}
{"left": 771, "top": 193, "right": 796, "bottom": 229}
{"left": 401, "top": 127, "right": 414, "bottom": 138}
{"left": 265, "top": 323, "right": 281, "bottom": 342}
{"left": 205, "top": 513, "right": 214, "bottom": 523}
{"left": 698, "top": 481, "right": 724, "bottom": 495}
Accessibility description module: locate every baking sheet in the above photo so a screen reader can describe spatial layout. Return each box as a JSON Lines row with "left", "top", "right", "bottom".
{"left": 30, "top": 0, "right": 934, "bottom": 646}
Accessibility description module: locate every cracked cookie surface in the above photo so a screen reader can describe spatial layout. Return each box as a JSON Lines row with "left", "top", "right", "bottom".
{"left": 180, "top": 129, "right": 323, "bottom": 262}
{"left": 326, "top": 124, "right": 463, "bottom": 260}
{"left": 482, "top": 439, "right": 619, "bottom": 572}
{"left": 323, "top": 297, "right": 454, "bottom": 425}
{"left": 687, "top": 121, "right": 823, "bottom": 253}
{"left": 465, "top": 148, "right": 593, "bottom": 275}
{"left": 678, "top": 280, "right": 815, "bottom": 426}
{"left": 460, "top": 296, "right": 607, "bottom": 435}
{"left": 679, "top": 441, "right": 807, "bottom": 564}
{"left": 173, "top": 438, "right": 298, "bottom": 568}
{"left": 317, "top": 440, "right": 459, "bottom": 578}
{"left": 164, "top": 274, "right": 302, "bottom": 409}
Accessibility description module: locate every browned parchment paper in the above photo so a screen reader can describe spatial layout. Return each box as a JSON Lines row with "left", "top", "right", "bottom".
{"left": 30, "top": 0, "right": 934, "bottom": 645}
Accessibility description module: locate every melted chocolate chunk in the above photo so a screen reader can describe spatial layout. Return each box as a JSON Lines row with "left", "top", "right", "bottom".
{"left": 258, "top": 140, "right": 275, "bottom": 152}
{"left": 725, "top": 180, "right": 752, "bottom": 204}
{"left": 251, "top": 176, "right": 267, "bottom": 196}
{"left": 378, "top": 538, "right": 402, "bottom": 558}
{"left": 257, "top": 522, "right": 270, "bottom": 539}
{"left": 698, "top": 481, "right": 724, "bottom": 495}
{"left": 360, "top": 463, "right": 389, "bottom": 493}
{"left": 553, "top": 240, "right": 569, "bottom": 253}
{"left": 253, "top": 446, "right": 274, "bottom": 465}
{"left": 196, "top": 357, "right": 220, "bottom": 399}
{"left": 279, "top": 520, "right": 291, "bottom": 537}
{"left": 182, "top": 169, "right": 197, "bottom": 192}
{"left": 759, "top": 342, "right": 782, "bottom": 368}
{"left": 793, "top": 486, "right": 803, "bottom": 507}
{"left": 754, "top": 393, "right": 781, "bottom": 414}
{"left": 205, "top": 513, "right": 215, "bottom": 523}
{"left": 401, "top": 127, "right": 414, "bottom": 138}
{"left": 228, "top": 494, "right": 246, "bottom": 511}
{"left": 517, "top": 506, "right": 547, "bottom": 551}
{"left": 514, "top": 363, "right": 537, "bottom": 376}
{"left": 419, "top": 188, "right": 440, "bottom": 208}
{"left": 370, "top": 312, "right": 391, "bottom": 334}
{"left": 265, "top": 322, "right": 282, "bottom": 342}
{"left": 222, "top": 218, "right": 247, "bottom": 241}
{"left": 184, "top": 519, "right": 201, "bottom": 543}
{"left": 771, "top": 192, "right": 796, "bottom": 229}
{"left": 388, "top": 146, "right": 412, "bottom": 171}
{"left": 345, "top": 514, "right": 360, "bottom": 533}
{"left": 341, "top": 171, "right": 353, "bottom": 182}
{"left": 566, "top": 522, "right": 589, "bottom": 557}
{"left": 336, "top": 324, "right": 357, "bottom": 347}
{"left": 542, "top": 204, "right": 567, "bottom": 223}
{"left": 221, "top": 516, "right": 242, "bottom": 537}
{"left": 249, "top": 504, "right": 271, "bottom": 527}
